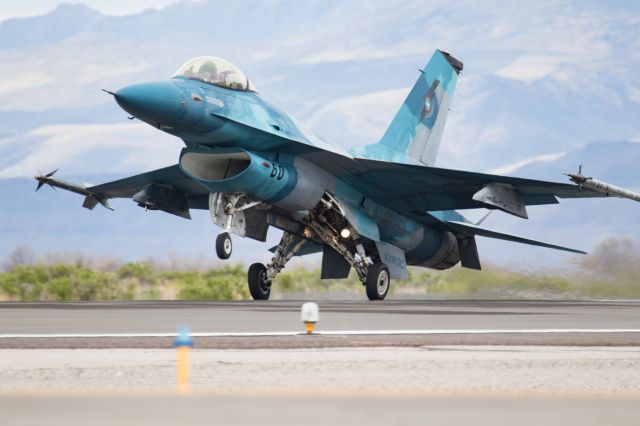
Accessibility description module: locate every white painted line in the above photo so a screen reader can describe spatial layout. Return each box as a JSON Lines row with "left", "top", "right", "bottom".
{"left": 319, "top": 329, "right": 640, "bottom": 335}
{"left": 1, "top": 329, "right": 640, "bottom": 339}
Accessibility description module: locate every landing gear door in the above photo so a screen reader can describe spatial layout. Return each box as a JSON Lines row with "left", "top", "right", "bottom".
{"left": 340, "top": 202, "right": 380, "bottom": 242}
{"left": 321, "top": 246, "right": 351, "bottom": 279}
{"left": 374, "top": 241, "right": 408, "bottom": 279}
{"left": 208, "top": 192, "right": 247, "bottom": 237}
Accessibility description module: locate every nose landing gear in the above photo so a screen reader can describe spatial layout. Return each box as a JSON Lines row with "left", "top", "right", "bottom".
{"left": 215, "top": 232, "right": 232, "bottom": 259}
{"left": 210, "top": 193, "right": 263, "bottom": 260}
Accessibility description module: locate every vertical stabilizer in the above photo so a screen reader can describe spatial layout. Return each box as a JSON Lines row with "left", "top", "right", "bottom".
{"left": 356, "top": 50, "right": 462, "bottom": 166}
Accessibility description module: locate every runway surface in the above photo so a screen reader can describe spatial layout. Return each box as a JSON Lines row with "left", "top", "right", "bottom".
{"left": 2, "top": 301, "right": 639, "bottom": 423}
{"left": 0, "top": 300, "right": 638, "bottom": 347}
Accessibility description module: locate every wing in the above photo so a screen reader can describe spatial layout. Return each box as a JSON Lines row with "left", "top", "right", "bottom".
{"left": 90, "top": 165, "right": 205, "bottom": 200}
{"left": 88, "top": 165, "right": 209, "bottom": 216}
{"left": 339, "top": 158, "right": 609, "bottom": 223}
{"left": 35, "top": 165, "right": 209, "bottom": 219}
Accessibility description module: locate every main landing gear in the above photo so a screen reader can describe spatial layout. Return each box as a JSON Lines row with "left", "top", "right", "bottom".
{"left": 365, "top": 263, "right": 390, "bottom": 300}
{"left": 248, "top": 232, "right": 306, "bottom": 300}
{"left": 246, "top": 192, "right": 393, "bottom": 301}
{"left": 247, "top": 263, "right": 269, "bottom": 300}
{"left": 302, "top": 193, "right": 392, "bottom": 301}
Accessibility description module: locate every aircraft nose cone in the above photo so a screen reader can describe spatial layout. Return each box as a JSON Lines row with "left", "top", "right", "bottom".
{"left": 115, "top": 81, "right": 185, "bottom": 125}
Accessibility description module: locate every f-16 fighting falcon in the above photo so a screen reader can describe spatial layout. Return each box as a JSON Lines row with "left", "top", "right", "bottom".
{"left": 36, "top": 50, "right": 619, "bottom": 300}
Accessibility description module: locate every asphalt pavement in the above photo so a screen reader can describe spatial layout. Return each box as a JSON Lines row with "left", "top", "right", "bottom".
{"left": 2, "top": 301, "right": 639, "bottom": 423}
{"left": 0, "top": 300, "right": 638, "bottom": 348}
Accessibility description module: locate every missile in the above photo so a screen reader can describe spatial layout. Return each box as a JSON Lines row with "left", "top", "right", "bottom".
{"left": 564, "top": 165, "right": 640, "bottom": 203}
{"left": 34, "top": 170, "right": 113, "bottom": 210}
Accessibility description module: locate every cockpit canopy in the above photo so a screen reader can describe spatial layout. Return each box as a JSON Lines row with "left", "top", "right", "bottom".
{"left": 172, "top": 56, "right": 257, "bottom": 92}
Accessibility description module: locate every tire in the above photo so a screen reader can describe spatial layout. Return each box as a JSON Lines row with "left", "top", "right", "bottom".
{"left": 248, "top": 263, "right": 270, "bottom": 300}
{"left": 365, "top": 263, "right": 390, "bottom": 301}
{"left": 216, "top": 232, "right": 232, "bottom": 259}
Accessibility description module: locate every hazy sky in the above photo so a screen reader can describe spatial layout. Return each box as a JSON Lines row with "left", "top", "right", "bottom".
{"left": 0, "top": 0, "right": 180, "bottom": 21}
{"left": 1, "top": 0, "right": 638, "bottom": 265}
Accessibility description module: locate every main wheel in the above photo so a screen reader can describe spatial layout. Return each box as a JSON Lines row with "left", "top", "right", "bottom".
{"left": 216, "top": 232, "right": 232, "bottom": 259}
{"left": 248, "top": 263, "right": 271, "bottom": 300}
{"left": 365, "top": 263, "right": 390, "bottom": 301}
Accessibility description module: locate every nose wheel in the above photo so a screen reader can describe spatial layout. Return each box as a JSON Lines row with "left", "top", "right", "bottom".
{"left": 216, "top": 232, "right": 232, "bottom": 259}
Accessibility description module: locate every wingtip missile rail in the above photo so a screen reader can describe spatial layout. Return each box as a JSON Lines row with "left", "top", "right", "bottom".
{"left": 563, "top": 165, "right": 640, "bottom": 203}
{"left": 34, "top": 170, "right": 113, "bottom": 210}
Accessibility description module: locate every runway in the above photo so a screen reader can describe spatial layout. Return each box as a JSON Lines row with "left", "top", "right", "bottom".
{"left": 2, "top": 301, "right": 639, "bottom": 423}
{"left": 0, "top": 300, "right": 639, "bottom": 348}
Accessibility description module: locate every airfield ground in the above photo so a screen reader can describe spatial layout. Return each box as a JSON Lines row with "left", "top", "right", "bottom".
{"left": 1, "top": 300, "right": 639, "bottom": 425}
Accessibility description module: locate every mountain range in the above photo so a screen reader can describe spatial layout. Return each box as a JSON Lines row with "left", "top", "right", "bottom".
{"left": 1, "top": 1, "right": 638, "bottom": 269}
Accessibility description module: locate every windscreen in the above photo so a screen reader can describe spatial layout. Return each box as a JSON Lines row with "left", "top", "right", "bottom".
{"left": 172, "top": 57, "right": 256, "bottom": 92}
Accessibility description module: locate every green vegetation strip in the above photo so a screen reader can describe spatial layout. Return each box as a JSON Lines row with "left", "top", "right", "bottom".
{"left": 0, "top": 262, "right": 638, "bottom": 302}
{"left": 1, "top": 239, "right": 638, "bottom": 301}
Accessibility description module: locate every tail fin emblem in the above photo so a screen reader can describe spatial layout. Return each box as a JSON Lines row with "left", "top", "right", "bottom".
{"left": 424, "top": 95, "right": 432, "bottom": 114}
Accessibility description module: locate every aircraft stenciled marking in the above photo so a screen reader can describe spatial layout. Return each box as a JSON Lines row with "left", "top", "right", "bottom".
{"left": 205, "top": 96, "right": 224, "bottom": 108}
{"left": 269, "top": 163, "right": 285, "bottom": 180}
{"left": 383, "top": 253, "right": 405, "bottom": 269}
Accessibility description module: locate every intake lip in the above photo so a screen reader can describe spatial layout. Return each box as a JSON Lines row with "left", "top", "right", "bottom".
{"left": 179, "top": 150, "right": 251, "bottom": 182}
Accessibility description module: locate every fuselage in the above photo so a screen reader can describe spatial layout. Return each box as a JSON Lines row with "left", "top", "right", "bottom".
{"left": 113, "top": 72, "right": 459, "bottom": 270}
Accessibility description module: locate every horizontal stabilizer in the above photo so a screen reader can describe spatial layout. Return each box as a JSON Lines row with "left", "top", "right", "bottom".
{"left": 446, "top": 221, "right": 586, "bottom": 255}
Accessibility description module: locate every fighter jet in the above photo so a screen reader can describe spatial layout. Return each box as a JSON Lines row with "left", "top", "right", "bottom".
{"left": 36, "top": 51, "right": 611, "bottom": 300}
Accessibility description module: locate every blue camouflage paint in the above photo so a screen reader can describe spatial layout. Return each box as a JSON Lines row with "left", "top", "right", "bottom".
{"left": 109, "top": 52, "right": 469, "bottom": 268}
{"left": 44, "top": 50, "right": 599, "bottom": 282}
{"left": 178, "top": 147, "right": 298, "bottom": 203}
{"left": 353, "top": 50, "right": 459, "bottom": 166}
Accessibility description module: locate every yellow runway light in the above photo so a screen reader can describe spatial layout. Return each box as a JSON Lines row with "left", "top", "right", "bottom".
{"left": 301, "top": 302, "right": 319, "bottom": 334}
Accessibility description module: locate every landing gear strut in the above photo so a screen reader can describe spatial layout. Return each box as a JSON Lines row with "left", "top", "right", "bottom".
{"left": 248, "top": 232, "right": 306, "bottom": 300}
{"left": 211, "top": 193, "right": 263, "bottom": 260}
{"left": 302, "top": 192, "right": 392, "bottom": 301}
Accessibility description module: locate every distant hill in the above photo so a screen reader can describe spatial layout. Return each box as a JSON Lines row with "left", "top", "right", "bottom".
{"left": 1, "top": 1, "right": 638, "bottom": 270}
{"left": 1, "top": 1, "right": 639, "bottom": 175}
